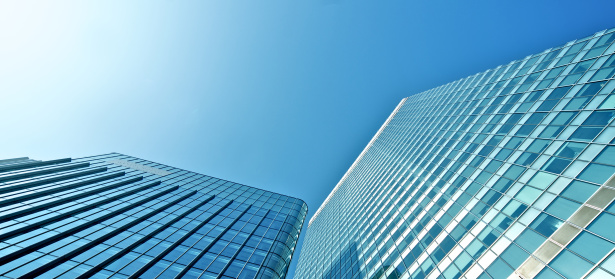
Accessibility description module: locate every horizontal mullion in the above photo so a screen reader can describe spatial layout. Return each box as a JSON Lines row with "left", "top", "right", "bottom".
{"left": 0, "top": 174, "right": 137, "bottom": 224}
{"left": 0, "top": 158, "right": 72, "bottom": 173}
{"left": 0, "top": 170, "right": 120, "bottom": 208}
{"left": 18, "top": 189, "right": 196, "bottom": 279}
{"left": 0, "top": 180, "right": 162, "bottom": 243}
{"left": 0, "top": 170, "right": 122, "bottom": 205}
{"left": 23, "top": 175, "right": 143, "bottom": 212}
{"left": 0, "top": 166, "right": 107, "bottom": 195}
{"left": 0, "top": 184, "right": 175, "bottom": 267}
{"left": 0, "top": 162, "right": 91, "bottom": 184}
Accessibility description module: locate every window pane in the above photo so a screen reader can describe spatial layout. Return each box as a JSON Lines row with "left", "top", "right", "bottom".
{"left": 554, "top": 142, "right": 587, "bottom": 159}
{"left": 567, "top": 231, "right": 615, "bottom": 263}
{"left": 560, "top": 180, "right": 599, "bottom": 203}
{"left": 571, "top": 58, "right": 597, "bottom": 74}
{"left": 550, "top": 249, "right": 593, "bottom": 278}
{"left": 527, "top": 113, "right": 548, "bottom": 124}
{"left": 587, "top": 212, "right": 615, "bottom": 240}
{"left": 563, "top": 97, "right": 591, "bottom": 110}
{"left": 530, "top": 213, "right": 563, "bottom": 237}
{"left": 515, "top": 229, "right": 547, "bottom": 252}
{"left": 594, "top": 146, "right": 615, "bottom": 165}
{"left": 582, "top": 110, "right": 615, "bottom": 126}
{"left": 537, "top": 100, "right": 559, "bottom": 111}
{"left": 599, "top": 95, "right": 615, "bottom": 109}
{"left": 527, "top": 139, "right": 550, "bottom": 153}
{"left": 536, "top": 267, "right": 564, "bottom": 279}
{"left": 542, "top": 157, "right": 572, "bottom": 174}
{"left": 569, "top": 127, "right": 602, "bottom": 141}
{"left": 591, "top": 67, "right": 615, "bottom": 82}
{"left": 500, "top": 244, "right": 529, "bottom": 268}
{"left": 528, "top": 172, "right": 557, "bottom": 190}
{"left": 550, "top": 112, "right": 577, "bottom": 126}
{"left": 600, "top": 252, "right": 615, "bottom": 275}
{"left": 576, "top": 81, "right": 607, "bottom": 97}
{"left": 577, "top": 163, "right": 615, "bottom": 184}
{"left": 515, "top": 186, "right": 542, "bottom": 205}
{"left": 548, "top": 87, "right": 572, "bottom": 100}
{"left": 544, "top": 197, "right": 581, "bottom": 221}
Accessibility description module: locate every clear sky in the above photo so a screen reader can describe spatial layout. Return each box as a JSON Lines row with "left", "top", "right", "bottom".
{"left": 2, "top": 0, "right": 615, "bottom": 277}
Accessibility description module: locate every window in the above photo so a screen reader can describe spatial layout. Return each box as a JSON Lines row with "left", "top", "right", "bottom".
{"left": 530, "top": 213, "right": 562, "bottom": 237}
{"left": 569, "top": 127, "right": 602, "bottom": 141}
{"left": 582, "top": 110, "right": 615, "bottom": 126}
{"left": 567, "top": 231, "right": 614, "bottom": 263}
{"left": 550, "top": 249, "right": 593, "bottom": 278}
{"left": 594, "top": 146, "right": 615, "bottom": 165}
{"left": 577, "top": 163, "right": 615, "bottom": 184}
{"left": 548, "top": 86, "right": 572, "bottom": 100}
{"left": 544, "top": 197, "right": 581, "bottom": 220}
{"left": 542, "top": 157, "right": 572, "bottom": 174}
{"left": 570, "top": 58, "right": 597, "bottom": 75}
{"left": 560, "top": 180, "right": 599, "bottom": 203}
{"left": 587, "top": 212, "right": 615, "bottom": 240}
{"left": 515, "top": 228, "right": 547, "bottom": 252}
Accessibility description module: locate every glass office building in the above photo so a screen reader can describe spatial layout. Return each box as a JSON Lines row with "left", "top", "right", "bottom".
{"left": 0, "top": 153, "right": 306, "bottom": 279}
{"left": 296, "top": 28, "right": 615, "bottom": 279}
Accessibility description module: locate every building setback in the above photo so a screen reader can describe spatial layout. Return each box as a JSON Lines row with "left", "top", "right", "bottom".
{"left": 0, "top": 153, "right": 306, "bottom": 279}
{"left": 296, "top": 28, "right": 615, "bottom": 279}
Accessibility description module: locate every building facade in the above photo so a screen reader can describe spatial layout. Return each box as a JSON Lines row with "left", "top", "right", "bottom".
{"left": 296, "top": 28, "right": 615, "bottom": 279}
{"left": 0, "top": 153, "right": 306, "bottom": 279}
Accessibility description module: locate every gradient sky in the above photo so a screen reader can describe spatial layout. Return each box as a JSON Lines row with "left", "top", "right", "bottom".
{"left": 2, "top": 1, "right": 615, "bottom": 277}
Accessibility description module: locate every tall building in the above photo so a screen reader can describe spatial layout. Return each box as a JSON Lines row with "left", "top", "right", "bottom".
{"left": 296, "top": 28, "right": 615, "bottom": 279}
{"left": 0, "top": 153, "right": 306, "bottom": 279}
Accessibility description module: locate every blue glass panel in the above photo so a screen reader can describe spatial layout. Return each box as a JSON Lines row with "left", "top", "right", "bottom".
{"left": 527, "top": 139, "right": 550, "bottom": 153}
{"left": 564, "top": 97, "right": 591, "bottom": 110}
{"left": 583, "top": 110, "right": 615, "bottom": 126}
{"left": 577, "top": 163, "right": 615, "bottom": 184}
{"left": 587, "top": 212, "right": 615, "bottom": 240}
{"left": 571, "top": 58, "right": 597, "bottom": 74}
{"left": 594, "top": 146, "right": 615, "bottom": 166}
{"left": 530, "top": 213, "right": 562, "bottom": 237}
{"left": 550, "top": 249, "right": 593, "bottom": 278}
{"left": 536, "top": 267, "right": 564, "bottom": 279}
{"left": 576, "top": 82, "right": 607, "bottom": 97}
{"left": 560, "top": 180, "right": 599, "bottom": 203}
{"left": 545, "top": 197, "right": 581, "bottom": 220}
{"left": 600, "top": 252, "right": 615, "bottom": 275}
{"left": 537, "top": 100, "right": 559, "bottom": 111}
{"left": 500, "top": 244, "right": 529, "bottom": 268}
{"left": 539, "top": 126, "right": 565, "bottom": 138}
{"left": 548, "top": 86, "right": 572, "bottom": 100}
{"left": 568, "top": 231, "right": 615, "bottom": 263}
{"left": 515, "top": 229, "right": 547, "bottom": 252}
{"left": 486, "top": 258, "right": 514, "bottom": 278}
{"left": 569, "top": 127, "right": 602, "bottom": 141}
{"left": 591, "top": 67, "right": 615, "bottom": 81}
{"left": 554, "top": 142, "right": 586, "bottom": 159}
{"left": 516, "top": 152, "right": 538, "bottom": 166}
{"left": 551, "top": 112, "right": 578, "bottom": 126}
{"left": 516, "top": 125, "right": 535, "bottom": 136}
{"left": 604, "top": 54, "right": 615, "bottom": 67}
{"left": 527, "top": 113, "right": 548, "bottom": 124}
{"left": 542, "top": 157, "right": 572, "bottom": 174}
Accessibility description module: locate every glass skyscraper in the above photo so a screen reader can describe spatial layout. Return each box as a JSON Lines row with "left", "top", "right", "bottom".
{"left": 0, "top": 153, "right": 306, "bottom": 279}
{"left": 296, "top": 28, "right": 615, "bottom": 279}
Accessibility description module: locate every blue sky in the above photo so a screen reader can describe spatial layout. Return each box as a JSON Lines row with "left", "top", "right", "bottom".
{"left": 1, "top": 0, "right": 615, "bottom": 277}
